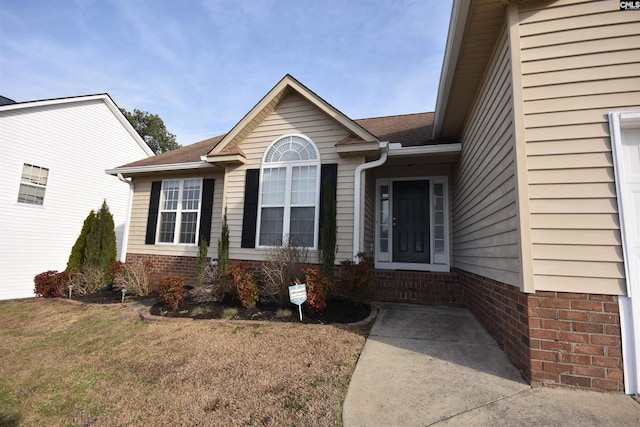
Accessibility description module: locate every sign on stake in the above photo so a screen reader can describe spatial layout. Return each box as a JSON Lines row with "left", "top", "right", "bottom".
{"left": 288, "top": 283, "right": 307, "bottom": 321}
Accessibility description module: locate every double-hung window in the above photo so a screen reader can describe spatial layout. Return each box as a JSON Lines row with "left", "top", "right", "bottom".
{"left": 158, "top": 178, "right": 202, "bottom": 244}
{"left": 17, "top": 163, "right": 49, "bottom": 206}
{"left": 258, "top": 135, "right": 320, "bottom": 248}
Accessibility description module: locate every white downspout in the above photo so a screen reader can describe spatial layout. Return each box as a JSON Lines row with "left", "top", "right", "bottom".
{"left": 352, "top": 141, "right": 389, "bottom": 261}
{"left": 117, "top": 173, "right": 134, "bottom": 263}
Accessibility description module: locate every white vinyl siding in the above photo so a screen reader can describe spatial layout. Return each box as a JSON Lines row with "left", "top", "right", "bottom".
{"left": 518, "top": 0, "right": 639, "bottom": 294}
{"left": 0, "top": 98, "right": 153, "bottom": 300}
{"left": 453, "top": 25, "right": 521, "bottom": 287}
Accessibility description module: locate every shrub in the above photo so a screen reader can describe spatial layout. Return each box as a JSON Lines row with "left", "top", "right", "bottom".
{"left": 319, "top": 176, "right": 337, "bottom": 280}
{"left": 217, "top": 207, "right": 229, "bottom": 274}
{"left": 113, "top": 260, "right": 152, "bottom": 296}
{"left": 227, "top": 263, "right": 259, "bottom": 309}
{"left": 195, "top": 239, "right": 208, "bottom": 287}
{"left": 190, "top": 264, "right": 227, "bottom": 303}
{"left": 34, "top": 270, "right": 69, "bottom": 298}
{"left": 159, "top": 275, "right": 186, "bottom": 311}
{"left": 339, "top": 252, "right": 374, "bottom": 305}
{"left": 84, "top": 200, "right": 116, "bottom": 271}
{"left": 303, "top": 266, "right": 334, "bottom": 314}
{"left": 67, "top": 265, "right": 107, "bottom": 296}
{"left": 261, "top": 237, "right": 308, "bottom": 308}
{"left": 66, "top": 210, "right": 95, "bottom": 272}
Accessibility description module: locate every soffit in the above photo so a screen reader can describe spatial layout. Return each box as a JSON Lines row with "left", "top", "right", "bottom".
{"left": 437, "top": 0, "right": 508, "bottom": 141}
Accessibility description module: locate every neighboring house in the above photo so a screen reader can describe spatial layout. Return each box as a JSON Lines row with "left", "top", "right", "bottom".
{"left": 0, "top": 94, "right": 155, "bottom": 300}
{"left": 108, "top": 1, "right": 639, "bottom": 394}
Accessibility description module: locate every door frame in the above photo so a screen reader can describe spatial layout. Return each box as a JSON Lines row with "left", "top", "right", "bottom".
{"left": 374, "top": 176, "right": 450, "bottom": 272}
{"left": 610, "top": 110, "right": 640, "bottom": 395}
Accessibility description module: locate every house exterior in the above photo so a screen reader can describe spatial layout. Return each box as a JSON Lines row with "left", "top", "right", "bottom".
{"left": 108, "top": 0, "right": 639, "bottom": 393}
{"left": 0, "top": 94, "right": 154, "bottom": 300}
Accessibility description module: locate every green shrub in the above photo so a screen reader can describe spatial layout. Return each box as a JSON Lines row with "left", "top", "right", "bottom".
{"left": 319, "top": 177, "right": 336, "bottom": 280}
{"left": 84, "top": 200, "right": 116, "bottom": 271}
{"left": 339, "top": 253, "right": 374, "bottom": 305}
{"left": 217, "top": 207, "right": 229, "bottom": 274}
{"left": 303, "top": 266, "right": 334, "bottom": 314}
{"left": 195, "top": 239, "right": 208, "bottom": 287}
{"left": 66, "top": 210, "right": 95, "bottom": 272}
{"left": 227, "top": 263, "right": 259, "bottom": 309}
{"left": 159, "top": 275, "right": 186, "bottom": 311}
{"left": 34, "top": 270, "right": 69, "bottom": 298}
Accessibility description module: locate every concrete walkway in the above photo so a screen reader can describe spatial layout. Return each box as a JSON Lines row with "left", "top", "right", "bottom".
{"left": 343, "top": 302, "right": 640, "bottom": 426}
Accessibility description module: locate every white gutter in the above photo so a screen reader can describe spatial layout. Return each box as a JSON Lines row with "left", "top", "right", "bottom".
{"left": 106, "top": 161, "right": 217, "bottom": 176}
{"left": 116, "top": 173, "right": 134, "bottom": 263}
{"left": 353, "top": 141, "right": 389, "bottom": 261}
{"left": 387, "top": 142, "right": 462, "bottom": 157}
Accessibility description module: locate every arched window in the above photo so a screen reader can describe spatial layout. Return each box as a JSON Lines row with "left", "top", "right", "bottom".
{"left": 257, "top": 135, "right": 320, "bottom": 247}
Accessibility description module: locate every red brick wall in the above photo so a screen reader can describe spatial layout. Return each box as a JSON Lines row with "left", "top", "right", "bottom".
{"left": 372, "top": 270, "right": 464, "bottom": 305}
{"left": 457, "top": 268, "right": 624, "bottom": 392}
{"left": 528, "top": 292, "right": 623, "bottom": 392}
{"left": 126, "top": 253, "right": 201, "bottom": 289}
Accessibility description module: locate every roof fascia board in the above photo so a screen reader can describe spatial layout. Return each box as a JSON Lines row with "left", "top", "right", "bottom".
{"left": 433, "top": 0, "right": 471, "bottom": 140}
{"left": 209, "top": 75, "right": 378, "bottom": 156}
{"left": 335, "top": 142, "right": 381, "bottom": 155}
{"left": 106, "top": 161, "right": 217, "bottom": 176}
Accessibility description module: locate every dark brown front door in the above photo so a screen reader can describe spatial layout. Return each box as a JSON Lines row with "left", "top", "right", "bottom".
{"left": 393, "top": 180, "right": 429, "bottom": 263}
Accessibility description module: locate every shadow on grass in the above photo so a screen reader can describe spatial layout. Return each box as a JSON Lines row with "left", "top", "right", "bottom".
{"left": 0, "top": 412, "right": 21, "bottom": 427}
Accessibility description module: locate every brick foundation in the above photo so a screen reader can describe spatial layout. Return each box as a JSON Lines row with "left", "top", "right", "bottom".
{"left": 126, "top": 253, "right": 201, "bottom": 289}
{"left": 372, "top": 270, "right": 463, "bottom": 305}
{"left": 456, "top": 269, "right": 624, "bottom": 392}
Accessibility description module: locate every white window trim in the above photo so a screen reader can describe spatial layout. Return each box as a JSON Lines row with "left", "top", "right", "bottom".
{"left": 156, "top": 178, "right": 203, "bottom": 245}
{"left": 374, "top": 176, "right": 450, "bottom": 272}
{"left": 256, "top": 134, "right": 321, "bottom": 249}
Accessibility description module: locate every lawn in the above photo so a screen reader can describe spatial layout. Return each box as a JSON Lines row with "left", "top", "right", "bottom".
{"left": 0, "top": 298, "right": 368, "bottom": 426}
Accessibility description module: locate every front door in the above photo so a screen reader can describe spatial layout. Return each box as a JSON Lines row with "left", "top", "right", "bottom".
{"left": 393, "top": 180, "right": 429, "bottom": 263}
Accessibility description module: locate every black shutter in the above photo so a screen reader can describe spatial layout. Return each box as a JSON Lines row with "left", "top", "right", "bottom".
{"left": 198, "top": 179, "right": 215, "bottom": 246}
{"left": 319, "top": 163, "right": 338, "bottom": 246}
{"left": 241, "top": 169, "right": 260, "bottom": 248}
{"left": 145, "top": 181, "right": 162, "bottom": 245}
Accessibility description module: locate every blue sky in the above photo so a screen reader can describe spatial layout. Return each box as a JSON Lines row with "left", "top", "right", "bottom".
{"left": 0, "top": 0, "right": 453, "bottom": 145}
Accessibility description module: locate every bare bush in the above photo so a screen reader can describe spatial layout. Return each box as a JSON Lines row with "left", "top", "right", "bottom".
{"left": 68, "top": 265, "right": 107, "bottom": 296}
{"left": 189, "top": 264, "right": 226, "bottom": 303}
{"left": 114, "top": 261, "right": 152, "bottom": 296}
{"left": 261, "top": 237, "right": 308, "bottom": 307}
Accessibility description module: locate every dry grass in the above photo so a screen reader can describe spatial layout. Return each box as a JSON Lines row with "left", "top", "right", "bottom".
{"left": 0, "top": 299, "right": 367, "bottom": 426}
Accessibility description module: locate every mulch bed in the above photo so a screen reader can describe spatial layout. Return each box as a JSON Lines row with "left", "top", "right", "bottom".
{"left": 70, "top": 287, "right": 372, "bottom": 325}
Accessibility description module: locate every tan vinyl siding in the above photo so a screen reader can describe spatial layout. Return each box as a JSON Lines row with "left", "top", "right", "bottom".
{"left": 519, "top": 0, "right": 638, "bottom": 294}
{"left": 127, "top": 171, "right": 224, "bottom": 258}
{"left": 453, "top": 25, "right": 521, "bottom": 286}
{"left": 223, "top": 92, "right": 358, "bottom": 264}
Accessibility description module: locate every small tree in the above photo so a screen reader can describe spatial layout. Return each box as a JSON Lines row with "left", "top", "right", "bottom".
{"left": 66, "top": 210, "right": 95, "bottom": 272}
{"left": 195, "top": 239, "right": 208, "bottom": 287}
{"left": 319, "top": 177, "right": 337, "bottom": 280}
{"left": 84, "top": 200, "right": 117, "bottom": 271}
{"left": 217, "top": 207, "right": 230, "bottom": 273}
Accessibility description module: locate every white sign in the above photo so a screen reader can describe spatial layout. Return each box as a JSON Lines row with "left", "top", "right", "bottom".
{"left": 288, "top": 283, "right": 307, "bottom": 321}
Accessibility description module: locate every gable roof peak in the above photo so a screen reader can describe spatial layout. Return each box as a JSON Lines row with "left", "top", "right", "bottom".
{"left": 205, "top": 74, "right": 379, "bottom": 159}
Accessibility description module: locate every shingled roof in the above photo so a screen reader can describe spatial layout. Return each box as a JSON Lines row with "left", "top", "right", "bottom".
{"left": 118, "top": 112, "right": 436, "bottom": 168}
